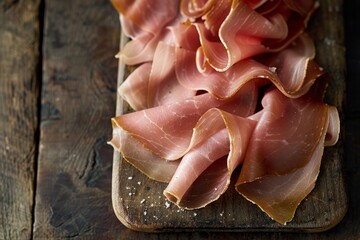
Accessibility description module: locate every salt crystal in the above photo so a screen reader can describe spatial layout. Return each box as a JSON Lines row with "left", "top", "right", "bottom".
{"left": 165, "top": 201, "right": 171, "bottom": 208}
{"left": 137, "top": 181, "right": 141, "bottom": 185}
{"left": 140, "top": 199, "right": 146, "bottom": 204}
{"left": 269, "top": 67, "right": 277, "bottom": 73}
{"left": 128, "top": 176, "right": 133, "bottom": 180}
{"left": 193, "top": 213, "right": 197, "bottom": 217}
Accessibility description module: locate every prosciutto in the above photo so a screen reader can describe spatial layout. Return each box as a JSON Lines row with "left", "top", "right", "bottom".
{"left": 236, "top": 83, "right": 335, "bottom": 224}
{"left": 109, "top": 0, "right": 340, "bottom": 225}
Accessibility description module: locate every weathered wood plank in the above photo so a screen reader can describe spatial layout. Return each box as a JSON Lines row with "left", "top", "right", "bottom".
{"left": 0, "top": 0, "right": 41, "bottom": 239}
{"left": 28, "top": 0, "right": 360, "bottom": 239}
{"left": 112, "top": 0, "right": 347, "bottom": 234}
{"left": 33, "top": 0, "right": 124, "bottom": 238}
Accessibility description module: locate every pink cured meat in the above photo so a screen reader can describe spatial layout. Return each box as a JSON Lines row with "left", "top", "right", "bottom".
{"left": 182, "top": 0, "right": 317, "bottom": 72}
{"left": 110, "top": 83, "right": 257, "bottom": 182}
{"left": 112, "top": 0, "right": 182, "bottom": 65}
{"left": 110, "top": 0, "right": 340, "bottom": 225}
{"left": 110, "top": 82, "right": 257, "bottom": 161}
{"left": 175, "top": 33, "right": 324, "bottom": 99}
{"left": 235, "top": 83, "right": 334, "bottom": 224}
{"left": 147, "top": 42, "right": 196, "bottom": 107}
{"left": 118, "top": 62, "right": 151, "bottom": 111}
{"left": 119, "top": 42, "right": 197, "bottom": 111}
{"left": 164, "top": 109, "right": 256, "bottom": 208}
{"left": 111, "top": 0, "right": 180, "bottom": 36}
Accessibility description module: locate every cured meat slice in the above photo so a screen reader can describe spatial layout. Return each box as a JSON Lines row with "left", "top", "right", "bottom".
{"left": 112, "top": 0, "right": 182, "bottom": 65}
{"left": 110, "top": 124, "right": 180, "bottom": 182}
{"left": 147, "top": 42, "right": 196, "bottom": 107}
{"left": 175, "top": 33, "right": 324, "bottom": 99}
{"left": 116, "top": 24, "right": 174, "bottom": 65}
{"left": 111, "top": 0, "right": 180, "bottom": 35}
{"left": 199, "top": 0, "right": 288, "bottom": 71}
{"left": 189, "top": 0, "right": 317, "bottom": 72}
{"left": 235, "top": 84, "right": 332, "bottom": 224}
{"left": 180, "top": 0, "right": 216, "bottom": 19}
{"left": 325, "top": 105, "right": 340, "bottom": 147}
{"left": 119, "top": 42, "right": 196, "bottom": 110}
{"left": 118, "top": 62, "right": 151, "bottom": 111}
{"left": 257, "top": 33, "right": 324, "bottom": 97}
{"left": 164, "top": 108, "right": 256, "bottom": 208}
{"left": 169, "top": 22, "right": 200, "bottom": 51}
{"left": 110, "top": 83, "right": 257, "bottom": 162}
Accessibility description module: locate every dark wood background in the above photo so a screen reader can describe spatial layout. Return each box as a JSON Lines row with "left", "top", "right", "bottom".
{"left": 0, "top": 0, "right": 359, "bottom": 239}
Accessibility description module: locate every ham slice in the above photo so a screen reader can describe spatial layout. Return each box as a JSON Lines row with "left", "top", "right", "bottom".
{"left": 111, "top": 0, "right": 180, "bottom": 36}
{"left": 164, "top": 109, "right": 256, "bottom": 208}
{"left": 110, "top": 82, "right": 257, "bottom": 161}
{"left": 235, "top": 81, "right": 335, "bottom": 224}
{"left": 112, "top": 0, "right": 182, "bottom": 65}
{"left": 181, "top": 0, "right": 317, "bottom": 72}
{"left": 118, "top": 62, "right": 151, "bottom": 111}
{"left": 147, "top": 42, "right": 196, "bottom": 107}
{"left": 175, "top": 33, "right": 324, "bottom": 99}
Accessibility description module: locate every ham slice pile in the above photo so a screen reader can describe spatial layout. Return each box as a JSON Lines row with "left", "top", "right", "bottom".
{"left": 109, "top": 0, "right": 340, "bottom": 225}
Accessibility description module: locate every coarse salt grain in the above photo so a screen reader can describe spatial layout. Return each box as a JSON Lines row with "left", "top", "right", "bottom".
{"left": 269, "top": 66, "right": 277, "bottom": 73}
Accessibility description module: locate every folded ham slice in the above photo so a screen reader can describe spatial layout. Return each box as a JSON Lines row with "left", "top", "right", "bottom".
{"left": 176, "top": 33, "right": 324, "bottom": 99}
{"left": 183, "top": 0, "right": 317, "bottom": 72}
{"left": 164, "top": 109, "right": 256, "bottom": 208}
{"left": 109, "top": 82, "right": 257, "bottom": 178}
{"left": 112, "top": 0, "right": 182, "bottom": 65}
{"left": 235, "top": 81, "right": 337, "bottom": 224}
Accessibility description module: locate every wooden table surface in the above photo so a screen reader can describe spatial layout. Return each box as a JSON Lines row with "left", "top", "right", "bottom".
{"left": 0, "top": 0, "right": 359, "bottom": 239}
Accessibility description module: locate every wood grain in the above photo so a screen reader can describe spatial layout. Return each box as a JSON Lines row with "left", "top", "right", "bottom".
{"left": 0, "top": 0, "right": 40, "bottom": 239}
{"left": 1, "top": 0, "right": 359, "bottom": 239}
{"left": 32, "top": 0, "right": 125, "bottom": 238}
{"left": 112, "top": 0, "right": 348, "bottom": 233}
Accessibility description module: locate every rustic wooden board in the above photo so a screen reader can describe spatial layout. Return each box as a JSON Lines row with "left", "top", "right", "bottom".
{"left": 32, "top": 0, "right": 126, "bottom": 238}
{"left": 0, "top": 1, "right": 41, "bottom": 239}
{"left": 112, "top": 0, "right": 348, "bottom": 232}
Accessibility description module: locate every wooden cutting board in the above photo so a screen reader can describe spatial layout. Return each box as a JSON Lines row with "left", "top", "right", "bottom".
{"left": 111, "top": 0, "right": 347, "bottom": 232}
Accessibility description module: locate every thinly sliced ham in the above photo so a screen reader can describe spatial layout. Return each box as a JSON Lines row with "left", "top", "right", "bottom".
{"left": 118, "top": 62, "right": 151, "bottom": 111}
{"left": 112, "top": 0, "right": 182, "bottom": 65}
{"left": 147, "top": 42, "right": 196, "bottom": 107}
{"left": 235, "top": 82, "right": 334, "bottom": 224}
{"left": 180, "top": 0, "right": 215, "bottom": 19}
{"left": 110, "top": 83, "right": 257, "bottom": 162}
{"left": 325, "top": 105, "right": 340, "bottom": 147}
{"left": 110, "top": 0, "right": 340, "bottom": 225}
{"left": 110, "top": 124, "right": 180, "bottom": 183}
{"left": 175, "top": 33, "right": 324, "bottom": 99}
{"left": 183, "top": 0, "right": 317, "bottom": 72}
{"left": 164, "top": 109, "right": 256, "bottom": 208}
{"left": 111, "top": 0, "right": 180, "bottom": 36}
{"left": 116, "top": 24, "right": 174, "bottom": 65}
